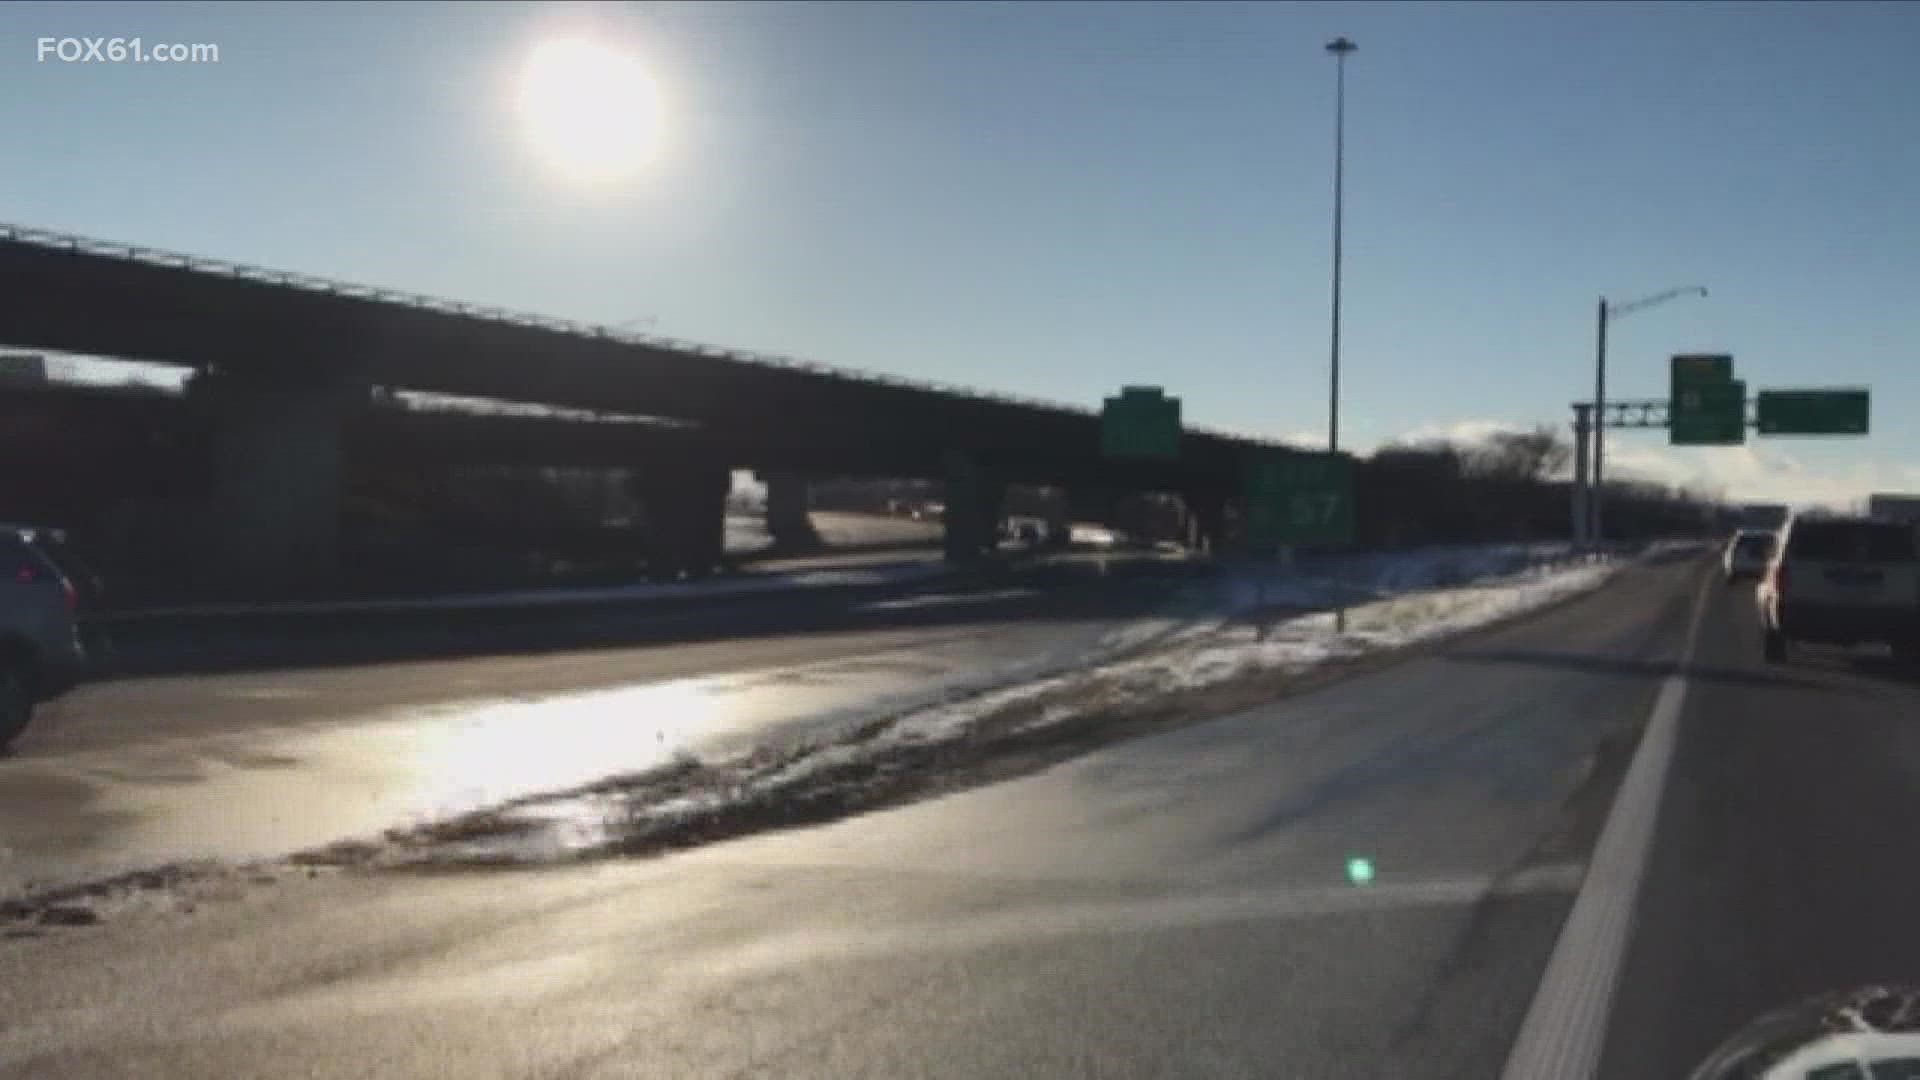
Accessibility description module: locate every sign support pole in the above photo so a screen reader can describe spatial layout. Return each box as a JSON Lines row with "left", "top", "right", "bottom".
{"left": 1571, "top": 403, "right": 1591, "bottom": 550}
{"left": 1591, "top": 298, "right": 1609, "bottom": 547}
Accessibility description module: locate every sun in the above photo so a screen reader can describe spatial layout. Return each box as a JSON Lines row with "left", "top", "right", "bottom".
{"left": 517, "top": 37, "right": 663, "bottom": 183}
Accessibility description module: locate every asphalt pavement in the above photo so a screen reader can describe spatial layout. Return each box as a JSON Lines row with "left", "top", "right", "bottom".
{"left": 0, "top": 551, "right": 1720, "bottom": 1077}
{"left": 0, "top": 566, "right": 1194, "bottom": 897}
{"left": 1600, "top": 571, "right": 1920, "bottom": 1077}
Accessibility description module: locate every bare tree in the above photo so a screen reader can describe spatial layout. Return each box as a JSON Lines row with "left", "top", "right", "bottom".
{"left": 1463, "top": 426, "right": 1570, "bottom": 483}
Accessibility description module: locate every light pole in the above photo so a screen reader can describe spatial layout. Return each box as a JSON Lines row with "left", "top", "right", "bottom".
{"left": 1326, "top": 36, "right": 1355, "bottom": 458}
{"left": 1326, "top": 36, "right": 1356, "bottom": 632}
{"left": 1590, "top": 285, "right": 1707, "bottom": 546}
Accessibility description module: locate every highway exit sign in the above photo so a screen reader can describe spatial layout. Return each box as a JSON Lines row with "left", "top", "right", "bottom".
{"left": 1245, "top": 450, "right": 1354, "bottom": 548}
{"left": 1669, "top": 354, "right": 1744, "bottom": 446}
{"left": 1670, "top": 353, "right": 1733, "bottom": 391}
{"left": 1100, "top": 386, "right": 1182, "bottom": 461}
{"left": 1671, "top": 379, "right": 1747, "bottom": 446}
{"left": 1756, "top": 388, "right": 1869, "bottom": 436}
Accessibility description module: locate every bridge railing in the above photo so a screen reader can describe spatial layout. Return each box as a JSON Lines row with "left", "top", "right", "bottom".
{"left": 0, "top": 223, "right": 1274, "bottom": 447}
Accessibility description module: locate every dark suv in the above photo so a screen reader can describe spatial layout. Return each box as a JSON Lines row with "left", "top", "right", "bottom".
{"left": 0, "top": 526, "right": 89, "bottom": 750}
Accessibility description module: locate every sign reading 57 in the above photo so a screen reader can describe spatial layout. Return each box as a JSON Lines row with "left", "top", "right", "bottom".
{"left": 1245, "top": 450, "right": 1355, "bottom": 548}
{"left": 1289, "top": 490, "right": 1345, "bottom": 526}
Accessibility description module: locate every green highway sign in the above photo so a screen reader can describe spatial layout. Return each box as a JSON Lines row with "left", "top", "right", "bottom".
{"left": 1245, "top": 450, "right": 1354, "bottom": 547}
{"left": 1756, "top": 388, "right": 1869, "bottom": 436}
{"left": 1671, "top": 378, "right": 1747, "bottom": 446}
{"left": 1100, "top": 386, "right": 1182, "bottom": 460}
{"left": 1669, "top": 354, "right": 1743, "bottom": 447}
{"left": 1671, "top": 353, "right": 1734, "bottom": 393}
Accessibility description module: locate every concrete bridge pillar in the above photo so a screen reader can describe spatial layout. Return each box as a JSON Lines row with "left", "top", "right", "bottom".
{"left": 632, "top": 460, "right": 730, "bottom": 578}
{"left": 759, "top": 470, "right": 820, "bottom": 552}
{"left": 942, "top": 453, "right": 1004, "bottom": 564}
{"left": 188, "top": 369, "right": 367, "bottom": 597}
{"left": 1185, "top": 490, "right": 1227, "bottom": 555}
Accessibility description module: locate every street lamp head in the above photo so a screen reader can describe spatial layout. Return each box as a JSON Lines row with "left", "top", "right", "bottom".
{"left": 1326, "top": 36, "right": 1357, "bottom": 56}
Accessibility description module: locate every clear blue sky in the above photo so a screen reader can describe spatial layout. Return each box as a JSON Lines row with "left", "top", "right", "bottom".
{"left": 3, "top": 1, "right": 1917, "bottom": 504}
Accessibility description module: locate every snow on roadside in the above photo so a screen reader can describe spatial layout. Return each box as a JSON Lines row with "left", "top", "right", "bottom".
{"left": 810, "top": 554, "right": 1622, "bottom": 762}
{"left": 2, "top": 543, "right": 1680, "bottom": 926}
{"left": 383, "top": 547, "right": 1641, "bottom": 867}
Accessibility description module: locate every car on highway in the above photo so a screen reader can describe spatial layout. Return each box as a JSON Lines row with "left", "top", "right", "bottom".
{"left": 0, "top": 524, "right": 88, "bottom": 750}
{"left": 1721, "top": 529, "right": 1775, "bottom": 582}
{"left": 1068, "top": 523, "right": 1121, "bottom": 550}
{"left": 1758, "top": 515, "right": 1920, "bottom": 664}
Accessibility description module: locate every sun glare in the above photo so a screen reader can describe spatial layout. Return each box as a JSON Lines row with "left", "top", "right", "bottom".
{"left": 517, "top": 37, "right": 663, "bottom": 183}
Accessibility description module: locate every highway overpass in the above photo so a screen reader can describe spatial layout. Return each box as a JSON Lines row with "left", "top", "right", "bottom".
{"left": 0, "top": 225, "right": 1273, "bottom": 592}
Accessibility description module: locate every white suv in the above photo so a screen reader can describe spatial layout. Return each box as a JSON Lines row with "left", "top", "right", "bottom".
{"left": 1758, "top": 516, "right": 1920, "bottom": 664}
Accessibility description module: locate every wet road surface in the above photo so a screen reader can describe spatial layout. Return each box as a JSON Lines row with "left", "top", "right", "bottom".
{"left": 0, "top": 570, "right": 1194, "bottom": 897}
{"left": 0, "top": 554, "right": 1713, "bottom": 1077}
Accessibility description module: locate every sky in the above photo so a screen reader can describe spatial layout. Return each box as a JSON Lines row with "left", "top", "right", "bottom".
{"left": 2, "top": 1, "right": 1917, "bottom": 506}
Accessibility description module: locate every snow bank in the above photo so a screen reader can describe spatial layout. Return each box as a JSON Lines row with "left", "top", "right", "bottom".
{"left": 340, "top": 536, "right": 1708, "bottom": 874}
{"left": 576, "top": 550, "right": 1636, "bottom": 828}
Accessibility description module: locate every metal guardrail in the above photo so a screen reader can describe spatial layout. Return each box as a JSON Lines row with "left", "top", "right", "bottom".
{"left": 0, "top": 223, "right": 1276, "bottom": 447}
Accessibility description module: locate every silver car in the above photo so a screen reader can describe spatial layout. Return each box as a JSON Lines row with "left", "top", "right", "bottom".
{"left": 0, "top": 525, "right": 88, "bottom": 751}
{"left": 1722, "top": 529, "right": 1775, "bottom": 582}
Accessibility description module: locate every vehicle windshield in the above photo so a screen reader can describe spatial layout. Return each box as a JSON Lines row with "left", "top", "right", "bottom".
{"left": 1736, "top": 534, "right": 1775, "bottom": 558}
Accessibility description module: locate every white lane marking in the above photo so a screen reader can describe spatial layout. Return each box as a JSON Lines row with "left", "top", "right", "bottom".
{"left": 1500, "top": 566, "right": 1714, "bottom": 1079}
{"left": 853, "top": 588, "right": 1040, "bottom": 613}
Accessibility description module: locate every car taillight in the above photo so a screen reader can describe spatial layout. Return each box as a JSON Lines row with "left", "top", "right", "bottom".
{"left": 1770, "top": 561, "right": 1789, "bottom": 592}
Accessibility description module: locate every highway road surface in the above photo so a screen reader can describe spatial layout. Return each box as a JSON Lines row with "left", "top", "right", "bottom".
{"left": 5, "top": 549, "right": 1910, "bottom": 1078}
{"left": 0, "top": 564, "right": 1195, "bottom": 898}
{"left": 1600, "top": 570, "right": 1920, "bottom": 1077}
{"left": 0, "top": 548, "right": 1762, "bottom": 1078}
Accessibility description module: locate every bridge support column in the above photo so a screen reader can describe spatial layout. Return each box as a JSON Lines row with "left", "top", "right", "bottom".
{"left": 759, "top": 470, "right": 820, "bottom": 552}
{"left": 189, "top": 369, "right": 366, "bottom": 597}
{"left": 942, "top": 453, "right": 1004, "bottom": 564}
{"left": 1185, "top": 490, "right": 1226, "bottom": 555}
{"left": 633, "top": 460, "right": 729, "bottom": 578}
